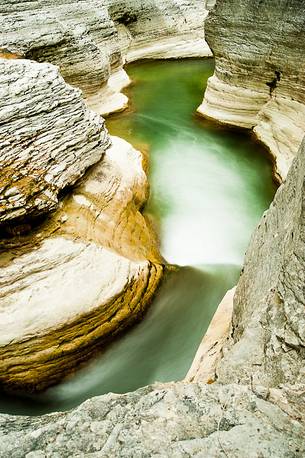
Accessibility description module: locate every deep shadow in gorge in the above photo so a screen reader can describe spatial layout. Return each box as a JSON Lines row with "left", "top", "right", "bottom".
{"left": 0, "top": 59, "right": 276, "bottom": 416}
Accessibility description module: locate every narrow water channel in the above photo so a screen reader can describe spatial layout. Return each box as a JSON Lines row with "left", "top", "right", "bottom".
{"left": 0, "top": 59, "right": 276, "bottom": 415}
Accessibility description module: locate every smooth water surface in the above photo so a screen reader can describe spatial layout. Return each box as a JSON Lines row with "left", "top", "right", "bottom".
{"left": 0, "top": 59, "right": 276, "bottom": 415}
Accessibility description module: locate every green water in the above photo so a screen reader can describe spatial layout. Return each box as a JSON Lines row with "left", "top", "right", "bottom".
{"left": 0, "top": 59, "right": 276, "bottom": 415}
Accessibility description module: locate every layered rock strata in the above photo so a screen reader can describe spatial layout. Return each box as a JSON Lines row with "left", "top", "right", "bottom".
{"left": 198, "top": 0, "right": 305, "bottom": 181}
{"left": 0, "top": 58, "right": 109, "bottom": 227}
{"left": 108, "top": 0, "right": 211, "bottom": 63}
{"left": 0, "top": 1, "right": 121, "bottom": 101}
{"left": 0, "top": 136, "right": 163, "bottom": 391}
{"left": 0, "top": 56, "right": 163, "bottom": 391}
{"left": 0, "top": 0, "right": 212, "bottom": 115}
{"left": 217, "top": 138, "right": 305, "bottom": 394}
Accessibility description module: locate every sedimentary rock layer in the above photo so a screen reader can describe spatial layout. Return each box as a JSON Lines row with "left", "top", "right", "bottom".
{"left": 0, "top": 58, "right": 109, "bottom": 226}
{"left": 185, "top": 287, "right": 236, "bottom": 384}
{"left": 0, "top": 136, "right": 163, "bottom": 391}
{"left": 198, "top": 0, "right": 305, "bottom": 180}
{"left": 109, "top": 0, "right": 211, "bottom": 62}
{"left": 0, "top": 0, "right": 212, "bottom": 114}
{"left": 0, "top": 1, "right": 121, "bottom": 99}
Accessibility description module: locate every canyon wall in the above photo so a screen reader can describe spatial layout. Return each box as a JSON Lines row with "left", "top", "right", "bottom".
{"left": 2, "top": 102, "right": 304, "bottom": 458}
{"left": 0, "top": 0, "right": 214, "bottom": 387}
{"left": 0, "top": 1, "right": 304, "bottom": 456}
{"left": 217, "top": 139, "right": 305, "bottom": 393}
{"left": 0, "top": 0, "right": 213, "bottom": 389}
{"left": 0, "top": 0, "right": 211, "bottom": 114}
{"left": 198, "top": 0, "right": 305, "bottom": 181}
{"left": 0, "top": 58, "right": 109, "bottom": 227}
{"left": 0, "top": 57, "right": 163, "bottom": 391}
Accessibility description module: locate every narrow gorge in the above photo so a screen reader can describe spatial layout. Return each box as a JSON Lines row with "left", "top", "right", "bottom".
{"left": 0, "top": 1, "right": 304, "bottom": 457}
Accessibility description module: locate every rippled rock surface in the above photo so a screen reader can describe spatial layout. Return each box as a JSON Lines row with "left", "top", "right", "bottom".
{"left": 0, "top": 58, "right": 109, "bottom": 226}
{"left": 199, "top": 0, "right": 305, "bottom": 180}
{"left": 0, "top": 133, "right": 163, "bottom": 392}
{"left": 0, "top": 0, "right": 212, "bottom": 110}
{"left": 0, "top": 56, "right": 163, "bottom": 391}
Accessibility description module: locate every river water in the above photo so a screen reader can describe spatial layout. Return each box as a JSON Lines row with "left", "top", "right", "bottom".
{"left": 0, "top": 59, "right": 276, "bottom": 415}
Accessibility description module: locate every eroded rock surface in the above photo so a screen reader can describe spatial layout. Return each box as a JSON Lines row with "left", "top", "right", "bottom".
{"left": 0, "top": 58, "right": 109, "bottom": 226}
{"left": 2, "top": 120, "right": 304, "bottom": 458}
{"left": 198, "top": 0, "right": 305, "bottom": 180}
{"left": 1, "top": 128, "right": 305, "bottom": 458}
{"left": 0, "top": 0, "right": 212, "bottom": 114}
{"left": 0, "top": 136, "right": 163, "bottom": 391}
{"left": 217, "top": 138, "right": 305, "bottom": 395}
{"left": 0, "top": 382, "right": 304, "bottom": 457}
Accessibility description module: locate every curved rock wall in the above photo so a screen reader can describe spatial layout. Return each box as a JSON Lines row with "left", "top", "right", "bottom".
{"left": 108, "top": 0, "right": 211, "bottom": 62}
{"left": 2, "top": 104, "right": 304, "bottom": 458}
{"left": 0, "top": 1, "right": 121, "bottom": 98}
{"left": 0, "top": 135, "right": 163, "bottom": 392}
{"left": 0, "top": 0, "right": 212, "bottom": 114}
{"left": 198, "top": 0, "right": 305, "bottom": 181}
{"left": 217, "top": 138, "right": 305, "bottom": 392}
{"left": 0, "top": 56, "right": 163, "bottom": 391}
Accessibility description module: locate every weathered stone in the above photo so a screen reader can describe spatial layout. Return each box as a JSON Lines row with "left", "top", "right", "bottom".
{"left": 0, "top": 1, "right": 121, "bottom": 99}
{"left": 0, "top": 382, "right": 303, "bottom": 457}
{"left": 0, "top": 58, "right": 109, "bottom": 226}
{"left": 0, "top": 0, "right": 212, "bottom": 114}
{"left": 185, "top": 287, "right": 236, "bottom": 384}
{"left": 1, "top": 101, "right": 304, "bottom": 458}
{"left": 0, "top": 136, "right": 163, "bottom": 391}
{"left": 0, "top": 2, "right": 304, "bottom": 456}
{"left": 217, "top": 138, "right": 305, "bottom": 395}
{"left": 198, "top": 0, "right": 305, "bottom": 181}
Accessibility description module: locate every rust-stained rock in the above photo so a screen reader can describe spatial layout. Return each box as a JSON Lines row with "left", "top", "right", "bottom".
{"left": 0, "top": 136, "right": 163, "bottom": 391}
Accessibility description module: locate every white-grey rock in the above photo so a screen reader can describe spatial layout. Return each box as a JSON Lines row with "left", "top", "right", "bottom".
{"left": 0, "top": 136, "right": 163, "bottom": 391}
{"left": 0, "top": 382, "right": 303, "bottom": 457}
{"left": 217, "top": 138, "right": 305, "bottom": 395}
{"left": 0, "top": 0, "right": 212, "bottom": 107}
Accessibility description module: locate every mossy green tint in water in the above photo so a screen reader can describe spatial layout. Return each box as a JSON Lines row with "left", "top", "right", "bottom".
{"left": 0, "top": 59, "right": 276, "bottom": 415}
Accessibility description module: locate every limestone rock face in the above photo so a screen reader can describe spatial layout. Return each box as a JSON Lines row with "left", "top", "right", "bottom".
{"left": 0, "top": 24, "right": 164, "bottom": 392}
{"left": 0, "top": 58, "right": 109, "bottom": 226}
{"left": 0, "top": 136, "right": 163, "bottom": 391}
{"left": 0, "top": 0, "right": 211, "bottom": 113}
{"left": 0, "top": 382, "right": 304, "bottom": 457}
{"left": 107, "top": 0, "right": 211, "bottom": 62}
{"left": 217, "top": 138, "right": 305, "bottom": 395}
{"left": 0, "top": 1, "right": 121, "bottom": 99}
{"left": 198, "top": 0, "right": 305, "bottom": 180}
{"left": 2, "top": 129, "right": 305, "bottom": 458}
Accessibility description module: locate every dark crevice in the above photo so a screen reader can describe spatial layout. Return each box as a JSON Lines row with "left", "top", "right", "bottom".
{"left": 266, "top": 70, "right": 282, "bottom": 96}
